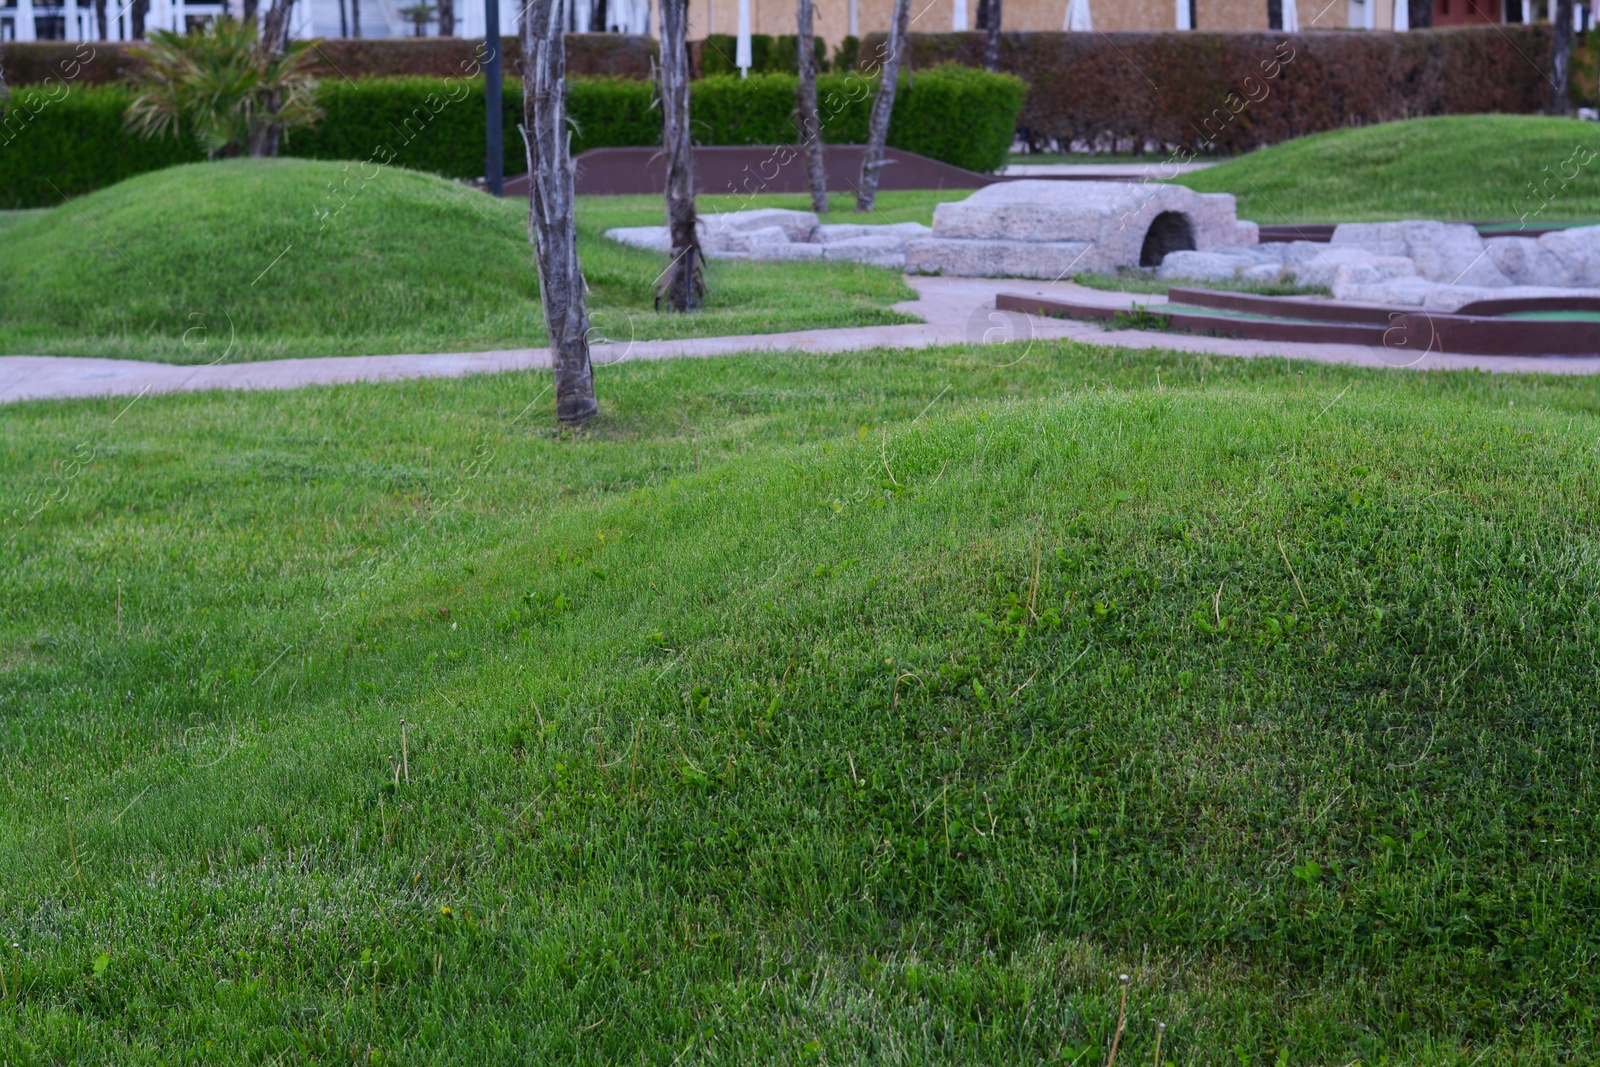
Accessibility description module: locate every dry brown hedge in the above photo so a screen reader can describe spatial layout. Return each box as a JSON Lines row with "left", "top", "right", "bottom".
{"left": 857, "top": 27, "right": 1554, "bottom": 154}
{"left": 0, "top": 32, "right": 656, "bottom": 86}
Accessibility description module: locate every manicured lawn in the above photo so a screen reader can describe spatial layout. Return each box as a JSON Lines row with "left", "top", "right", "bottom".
{"left": 0, "top": 160, "right": 968, "bottom": 365}
{"left": 4, "top": 343, "right": 1600, "bottom": 1064}
{"left": 1180, "top": 114, "right": 1600, "bottom": 225}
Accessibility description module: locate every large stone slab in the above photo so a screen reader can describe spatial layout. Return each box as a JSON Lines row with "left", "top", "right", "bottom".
{"left": 915, "top": 180, "right": 1246, "bottom": 275}
{"left": 1331, "top": 221, "right": 1511, "bottom": 287}
{"left": 1535, "top": 225, "right": 1600, "bottom": 286}
{"left": 904, "top": 237, "right": 1095, "bottom": 280}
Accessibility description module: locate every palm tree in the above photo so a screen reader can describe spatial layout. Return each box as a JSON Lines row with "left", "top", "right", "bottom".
{"left": 125, "top": 17, "right": 321, "bottom": 160}
{"left": 398, "top": 2, "right": 438, "bottom": 35}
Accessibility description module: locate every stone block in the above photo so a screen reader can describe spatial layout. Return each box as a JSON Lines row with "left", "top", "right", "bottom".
{"left": 815, "top": 222, "right": 931, "bottom": 244}
{"left": 1486, "top": 236, "right": 1575, "bottom": 287}
{"left": 905, "top": 237, "right": 1095, "bottom": 279}
{"left": 1536, "top": 225, "right": 1600, "bottom": 286}
{"left": 1332, "top": 221, "right": 1508, "bottom": 286}
{"left": 1330, "top": 256, "right": 1417, "bottom": 290}
{"left": 927, "top": 180, "right": 1241, "bottom": 273}
{"left": 604, "top": 226, "right": 672, "bottom": 253}
{"left": 1156, "top": 250, "right": 1256, "bottom": 282}
{"left": 748, "top": 243, "right": 826, "bottom": 261}
{"left": 701, "top": 208, "right": 819, "bottom": 243}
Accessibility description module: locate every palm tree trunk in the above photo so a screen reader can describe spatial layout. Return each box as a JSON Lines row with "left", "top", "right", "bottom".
{"left": 797, "top": 0, "right": 827, "bottom": 212}
{"left": 1552, "top": 0, "right": 1574, "bottom": 116}
{"left": 855, "top": 0, "right": 910, "bottom": 213}
{"left": 657, "top": 0, "right": 704, "bottom": 311}
{"left": 796, "top": 0, "right": 825, "bottom": 212}
{"left": 350, "top": 0, "right": 361, "bottom": 38}
{"left": 439, "top": 0, "right": 454, "bottom": 34}
{"left": 982, "top": 0, "right": 1001, "bottom": 72}
{"left": 523, "top": 0, "right": 599, "bottom": 423}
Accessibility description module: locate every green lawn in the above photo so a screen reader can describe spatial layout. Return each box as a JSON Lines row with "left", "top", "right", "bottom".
{"left": 1180, "top": 114, "right": 1600, "bottom": 225}
{"left": 4, "top": 343, "right": 1600, "bottom": 1064}
{"left": 0, "top": 160, "right": 966, "bottom": 365}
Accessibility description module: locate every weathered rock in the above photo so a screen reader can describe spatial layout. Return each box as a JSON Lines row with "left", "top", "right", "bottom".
{"left": 1535, "top": 225, "right": 1600, "bottom": 286}
{"left": 704, "top": 225, "right": 792, "bottom": 257}
{"left": 905, "top": 237, "right": 1095, "bottom": 279}
{"left": 1485, "top": 236, "right": 1575, "bottom": 287}
{"left": 815, "top": 222, "right": 931, "bottom": 243}
{"left": 1289, "top": 247, "right": 1393, "bottom": 289}
{"left": 1155, "top": 250, "right": 1258, "bottom": 282}
{"left": 1234, "top": 220, "right": 1260, "bottom": 246}
{"left": 701, "top": 208, "right": 820, "bottom": 243}
{"left": 916, "top": 180, "right": 1246, "bottom": 275}
{"left": 1330, "top": 256, "right": 1416, "bottom": 289}
{"left": 1239, "top": 263, "right": 1284, "bottom": 283}
{"left": 605, "top": 225, "right": 673, "bottom": 254}
{"left": 1331, "top": 221, "right": 1510, "bottom": 287}
{"left": 748, "top": 243, "right": 826, "bottom": 261}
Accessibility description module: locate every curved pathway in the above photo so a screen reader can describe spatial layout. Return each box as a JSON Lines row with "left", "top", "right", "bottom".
{"left": 5, "top": 276, "right": 1599, "bottom": 405}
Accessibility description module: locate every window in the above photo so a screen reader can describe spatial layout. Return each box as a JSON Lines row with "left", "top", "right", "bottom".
{"left": 34, "top": 13, "right": 66, "bottom": 37}
{"left": 1268, "top": 0, "right": 1283, "bottom": 26}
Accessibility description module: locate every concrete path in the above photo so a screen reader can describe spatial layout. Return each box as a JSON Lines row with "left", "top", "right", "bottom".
{"left": 4, "top": 276, "right": 1599, "bottom": 406}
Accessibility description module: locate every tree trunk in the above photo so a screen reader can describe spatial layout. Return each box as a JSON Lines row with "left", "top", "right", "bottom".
{"left": 350, "top": 0, "right": 361, "bottom": 38}
{"left": 133, "top": 0, "right": 149, "bottom": 37}
{"left": 589, "top": 0, "right": 608, "bottom": 31}
{"left": 982, "top": 0, "right": 1001, "bottom": 72}
{"left": 439, "top": 0, "right": 455, "bottom": 34}
{"left": 94, "top": 0, "right": 108, "bottom": 39}
{"left": 338, "top": 0, "right": 348, "bottom": 36}
{"left": 855, "top": 0, "right": 911, "bottom": 212}
{"left": 657, "top": 0, "right": 704, "bottom": 311}
{"left": 251, "top": 0, "right": 295, "bottom": 157}
{"left": 523, "top": 0, "right": 600, "bottom": 424}
{"left": 1552, "top": 0, "right": 1574, "bottom": 115}
{"left": 797, "top": 0, "right": 827, "bottom": 212}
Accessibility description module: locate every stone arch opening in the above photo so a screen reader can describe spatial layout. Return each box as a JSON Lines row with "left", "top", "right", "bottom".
{"left": 1139, "top": 211, "right": 1196, "bottom": 267}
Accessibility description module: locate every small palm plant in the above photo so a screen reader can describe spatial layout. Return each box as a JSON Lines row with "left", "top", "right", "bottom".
{"left": 126, "top": 17, "right": 321, "bottom": 160}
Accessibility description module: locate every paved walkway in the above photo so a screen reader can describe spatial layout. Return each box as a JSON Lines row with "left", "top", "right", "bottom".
{"left": 4, "top": 276, "right": 1599, "bottom": 405}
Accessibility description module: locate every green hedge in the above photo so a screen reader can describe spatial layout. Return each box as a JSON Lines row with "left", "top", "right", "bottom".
{"left": 0, "top": 85, "right": 202, "bottom": 210}
{"left": 0, "top": 65, "right": 1024, "bottom": 207}
{"left": 696, "top": 34, "right": 830, "bottom": 76}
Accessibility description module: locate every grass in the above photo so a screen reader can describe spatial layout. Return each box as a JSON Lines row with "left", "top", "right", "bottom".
{"left": 1179, "top": 114, "right": 1600, "bottom": 225}
{"left": 4, "top": 341, "right": 1600, "bottom": 1063}
{"left": 0, "top": 160, "right": 970, "bottom": 365}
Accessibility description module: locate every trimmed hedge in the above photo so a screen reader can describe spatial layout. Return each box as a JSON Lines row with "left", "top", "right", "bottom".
{"left": 0, "top": 34, "right": 655, "bottom": 86}
{"left": 694, "top": 34, "right": 830, "bottom": 76}
{"left": 287, "top": 76, "right": 660, "bottom": 177}
{"left": 0, "top": 65, "right": 1022, "bottom": 206}
{"left": 859, "top": 27, "right": 1554, "bottom": 155}
{"left": 0, "top": 85, "right": 201, "bottom": 209}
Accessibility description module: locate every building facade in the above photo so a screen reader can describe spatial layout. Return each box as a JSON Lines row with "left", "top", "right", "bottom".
{"left": 0, "top": 0, "right": 1582, "bottom": 44}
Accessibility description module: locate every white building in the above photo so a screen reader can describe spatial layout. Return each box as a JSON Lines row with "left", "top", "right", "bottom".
{"left": 0, "top": 0, "right": 650, "bottom": 42}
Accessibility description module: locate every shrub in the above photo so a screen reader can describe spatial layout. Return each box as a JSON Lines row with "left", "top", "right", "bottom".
{"left": 0, "top": 84, "right": 201, "bottom": 208}
{"left": 0, "top": 65, "right": 1022, "bottom": 206}
{"left": 858, "top": 27, "right": 1553, "bottom": 155}
{"left": 285, "top": 76, "right": 657, "bottom": 177}
{"left": 695, "top": 34, "right": 828, "bottom": 77}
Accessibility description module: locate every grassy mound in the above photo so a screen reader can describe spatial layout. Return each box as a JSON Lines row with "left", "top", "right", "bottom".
{"left": 0, "top": 160, "right": 944, "bottom": 363}
{"left": 1180, "top": 114, "right": 1600, "bottom": 224}
{"left": 4, "top": 343, "right": 1600, "bottom": 1063}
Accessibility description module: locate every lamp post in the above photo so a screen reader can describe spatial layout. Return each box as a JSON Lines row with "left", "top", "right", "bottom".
{"left": 485, "top": 0, "right": 503, "bottom": 196}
